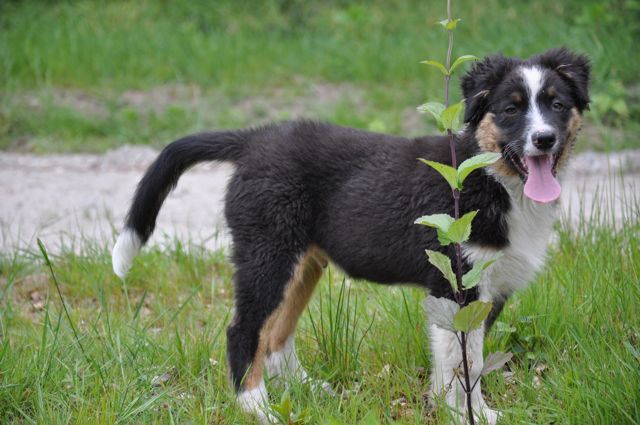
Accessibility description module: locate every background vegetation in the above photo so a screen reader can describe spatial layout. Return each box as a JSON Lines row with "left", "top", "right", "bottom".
{"left": 1, "top": 0, "right": 639, "bottom": 152}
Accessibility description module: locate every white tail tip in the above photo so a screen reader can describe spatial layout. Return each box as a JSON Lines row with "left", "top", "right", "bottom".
{"left": 112, "top": 229, "right": 142, "bottom": 279}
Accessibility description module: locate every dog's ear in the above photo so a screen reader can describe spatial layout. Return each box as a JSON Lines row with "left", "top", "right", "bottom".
{"left": 534, "top": 47, "right": 591, "bottom": 111}
{"left": 461, "top": 54, "right": 517, "bottom": 126}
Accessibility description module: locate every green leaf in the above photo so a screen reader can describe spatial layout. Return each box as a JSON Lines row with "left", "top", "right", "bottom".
{"left": 414, "top": 214, "right": 455, "bottom": 232}
{"left": 441, "top": 101, "right": 464, "bottom": 132}
{"left": 462, "top": 253, "right": 502, "bottom": 289}
{"left": 414, "top": 213, "right": 456, "bottom": 245}
{"left": 423, "top": 295, "right": 459, "bottom": 332}
{"left": 438, "top": 18, "right": 461, "bottom": 30}
{"left": 481, "top": 351, "right": 513, "bottom": 376}
{"left": 415, "top": 213, "right": 455, "bottom": 230}
{"left": 420, "top": 59, "right": 448, "bottom": 76}
{"left": 416, "top": 102, "right": 445, "bottom": 132}
{"left": 272, "top": 391, "right": 293, "bottom": 420}
{"left": 426, "top": 250, "right": 457, "bottom": 293}
{"left": 418, "top": 158, "right": 460, "bottom": 190}
{"left": 453, "top": 301, "right": 492, "bottom": 333}
{"left": 449, "top": 54, "right": 478, "bottom": 74}
{"left": 457, "top": 152, "right": 502, "bottom": 184}
{"left": 417, "top": 101, "right": 445, "bottom": 117}
{"left": 447, "top": 210, "right": 478, "bottom": 244}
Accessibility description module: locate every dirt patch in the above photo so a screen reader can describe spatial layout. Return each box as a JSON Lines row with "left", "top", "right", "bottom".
{"left": 11, "top": 273, "right": 49, "bottom": 302}
{"left": 0, "top": 147, "right": 233, "bottom": 253}
{"left": 18, "top": 88, "right": 109, "bottom": 118}
{"left": 10, "top": 80, "right": 366, "bottom": 122}
{"left": 3, "top": 272, "right": 51, "bottom": 322}
{"left": 120, "top": 85, "right": 204, "bottom": 115}
{"left": 233, "top": 80, "right": 366, "bottom": 122}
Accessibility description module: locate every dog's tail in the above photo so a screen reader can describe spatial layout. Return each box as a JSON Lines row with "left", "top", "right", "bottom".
{"left": 112, "top": 130, "right": 246, "bottom": 278}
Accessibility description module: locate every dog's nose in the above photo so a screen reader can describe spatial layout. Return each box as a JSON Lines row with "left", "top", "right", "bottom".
{"left": 532, "top": 131, "right": 556, "bottom": 151}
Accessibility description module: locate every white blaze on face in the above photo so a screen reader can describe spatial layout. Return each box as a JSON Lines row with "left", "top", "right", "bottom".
{"left": 520, "top": 66, "right": 553, "bottom": 156}
{"left": 519, "top": 66, "right": 562, "bottom": 204}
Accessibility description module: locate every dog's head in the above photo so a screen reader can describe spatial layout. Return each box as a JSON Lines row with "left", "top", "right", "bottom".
{"left": 461, "top": 47, "right": 590, "bottom": 203}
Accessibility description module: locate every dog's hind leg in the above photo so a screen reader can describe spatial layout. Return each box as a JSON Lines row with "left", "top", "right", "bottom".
{"left": 228, "top": 246, "right": 326, "bottom": 422}
{"left": 227, "top": 249, "right": 301, "bottom": 423}
{"left": 263, "top": 247, "right": 330, "bottom": 392}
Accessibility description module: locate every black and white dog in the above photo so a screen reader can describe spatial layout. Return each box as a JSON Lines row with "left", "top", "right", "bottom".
{"left": 112, "top": 48, "right": 589, "bottom": 423}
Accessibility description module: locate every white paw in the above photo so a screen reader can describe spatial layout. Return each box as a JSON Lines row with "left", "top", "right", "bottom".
{"left": 237, "top": 381, "right": 276, "bottom": 424}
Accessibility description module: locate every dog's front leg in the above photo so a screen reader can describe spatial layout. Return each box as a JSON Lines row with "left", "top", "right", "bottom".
{"left": 430, "top": 323, "right": 498, "bottom": 424}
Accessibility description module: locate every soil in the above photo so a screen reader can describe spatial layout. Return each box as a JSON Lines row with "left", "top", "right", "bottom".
{"left": 1, "top": 147, "right": 638, "bottom": 254}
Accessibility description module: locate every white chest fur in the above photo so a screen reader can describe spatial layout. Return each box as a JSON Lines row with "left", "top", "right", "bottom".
{"left": 464, "top": 178, "right": 558, "bottom": 301}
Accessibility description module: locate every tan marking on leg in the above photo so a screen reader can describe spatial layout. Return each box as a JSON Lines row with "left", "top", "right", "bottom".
{"left": 268, "top": 246, "right": 326, "bottom": 352}
{"left": 475, "top": 113, "right": 516, "bottom": 177}
{"left": 242, "top": 246, "right": 327, "bottom": 390}
{"left": 556, "top": 107, "right": 582, "bottom": 171}
{"left": 244, "top": 338, "right": 268, "bottom": 390}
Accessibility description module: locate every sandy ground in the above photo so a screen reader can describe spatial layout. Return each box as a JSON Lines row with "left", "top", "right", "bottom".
{"left": 1, "top": 147, "right": 638, "bottom": 254}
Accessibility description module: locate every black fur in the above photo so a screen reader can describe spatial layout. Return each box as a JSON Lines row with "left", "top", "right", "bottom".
{"left": 461, "top": 54, "right": 518, "bottom": 126}
{"left": 223, "top": 121, "right": 510, "bottom": 291}
{"left": 533, "top": 47, "right": 591, "bottom": 111}
{"left": 128, "top": 122, "right": 511, "bottom": 390}
{"left": 126, "top": 131, "right": 248, "bottom": 242}
{"left": 120, "top": 47, "right": 590, "bottom": 393}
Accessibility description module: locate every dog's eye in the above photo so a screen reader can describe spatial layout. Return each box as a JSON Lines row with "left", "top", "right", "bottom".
{"left": 552, "top": 101, "right": 565, "bottom": 112}
{"left": 504, "top": 105, "right": 518, "bottom": 116}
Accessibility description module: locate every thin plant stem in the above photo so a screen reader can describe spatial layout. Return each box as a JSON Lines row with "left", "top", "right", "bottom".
{"left": 441, "top": 0, "right": 475, "bottom": 423}
{"left": 459, "top": 330, "right": 474, "bottom": 424}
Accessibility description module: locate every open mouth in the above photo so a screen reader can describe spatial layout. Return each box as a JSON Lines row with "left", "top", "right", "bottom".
{"left": 509, "top": 153, "right": 561, "bottom": 203}
{"left": 510, "top": 154, "right": 559, "bottom": 179}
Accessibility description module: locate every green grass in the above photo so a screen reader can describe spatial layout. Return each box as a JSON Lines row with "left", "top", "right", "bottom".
{"left": 1, "top": 0, "right": 639, "bottom": 153}
{"left": 1, "top": 195, "right": 639, "bottom": 424}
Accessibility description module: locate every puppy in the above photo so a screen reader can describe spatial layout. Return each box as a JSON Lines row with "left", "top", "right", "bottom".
{"left": 112, "top": 47, "right": 590, "bottom": 423}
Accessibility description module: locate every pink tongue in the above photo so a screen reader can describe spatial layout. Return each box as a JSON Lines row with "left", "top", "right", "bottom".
{"left": 523, "top": 155, "right": 561, "bottom": 203}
